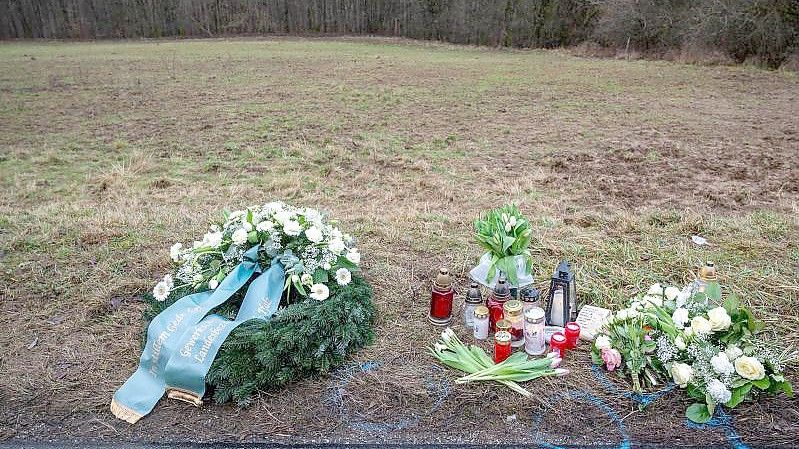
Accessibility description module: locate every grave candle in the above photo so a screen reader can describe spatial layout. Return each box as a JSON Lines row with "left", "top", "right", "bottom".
{"left": 564, "top": 322, "right": 581, "bottom": 349}
{"left": 494, "top": 331, "right": 512, "bottom": 363}
{"left": 428, "top": 268, "right": 454, "bottom": 326}
{"left": 550, "top": 332, "right": 568, "bottom": 357}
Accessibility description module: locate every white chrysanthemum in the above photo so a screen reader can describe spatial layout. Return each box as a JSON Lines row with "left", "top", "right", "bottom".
{"left": 232, "top": 228, "right": 248, "bottom": 245}
{"left": 346, "top": 248, "right": 361, "bottom": 265}
{"left": 309, "top": 283, "right": 330, "bottom": 301}
{"left": 169, "top": 243, "right": 183, "bottom": 262}
{"left": 305, "top": 226, "right": 324, "bottom": 243}
{"left": 707, "top": 378, "right": 732, "bottom": 404}
{"left": 301, "top": 273, "right": 313, "bottom": 286}
{"left": 209, "top": 279, "right": 219, "bottom": 290}
{"left": 335, "top": 268, "right": 352, "bottom": 286}
{"left": 283, "top": 220, "right": 301, "bottom": 236}
{"left": 672, "top": 308, "right": 689, "bottom": 328}
{"left": 274, "top": 209, "right": 293, "bottom": 225}
{"left": 203, "top": 231, "right": 223, "bottom": 248}
{"left": 256, "top": 220, "right": 274, "bottom": 232}
{"left": 153, "top": 281, "right": 170, "bottom": 301}
{"left": 328, "top": 238, "right": 345, "bottom": 255}
{"left": 711, "top": 352, "right": 735, "bottom": 375}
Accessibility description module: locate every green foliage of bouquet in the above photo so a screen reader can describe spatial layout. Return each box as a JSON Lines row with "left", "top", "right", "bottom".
{"left": 593, "top": 281, "right": 795, "bottom": 423}
{"left": 143, "top": 201, "right": 376, "bottom": 404}
{"left": 474, "top": 204, "right": 534, "bottom": 285}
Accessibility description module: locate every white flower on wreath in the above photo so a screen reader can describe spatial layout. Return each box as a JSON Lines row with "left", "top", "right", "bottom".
{"left": 594, "top": 335, "right": 612, "bottom": 350}
{"left": 202, "top": 231, "right": 223, "bottom": 248}
{"left": 170, "top": 243, "right": 183, "bottom": 262}
{"left": 256, "top": 220, "right": 275, "bottom": 232}
{"left": 274, "top": 209, "right": 293, "bottom": 225}
{"left": 734, "top": 356, "right": 766, "bottom": 380}
{"left": 710, "top": 352, "right": 735, "bottom": 375}
{"left": 300, "top": 273, "right": 313, "bottom": 286}
{"left": 725, "top": 346, "right": 743, "bottom": 361}
{"left": 305, "top": 226, "right": 324, "bottom": 243}
{"left": 642, "top": 295, "right": 663, "bottom": 308}
{"left": 328, "top": 238, "right": 345, "bottom": 255}
{"left": 232, "top": 228, "right": 248, "bottom": 245}
{"left": 707, "top": 378, "right": 732, "bottom": 404}
{"left": 672, "top": 308, "right": 689, "bottom": 328}
{"left": 309, "top": 283, "right": 330, "bottom": 301}
{"left": 242, "top": 221, "right": 253, "bottom": 232}
{"left": 670, "top": 362, "right": 693, "bottom": 388}
{"left": 647, "top": 283, "right": 664, "bottom": 296}
{"left": 227, "top": 210, "right": 245, "bottom": 222}
{"left": 283, "top": 220, "right": 301, "bottom": 236}
{"left": 162, "top": 274, "right": 174, "bottom": 289}
{"left": 335, "top": 268, "right": 352, "bottom": 286}
{"left": 209, "top": 279, "right": 219, "bottom": 290}
{"left": 690, "top": 316, "right": 713, "bottom": 335}
{"left": 153, "top": 281, "right": 170, "bottom": 302}
{"left": 707, "top": 306, "right": 732, "bottom": 331}
{"left": 346, "top": 248, "right": 361, "bottom": 265}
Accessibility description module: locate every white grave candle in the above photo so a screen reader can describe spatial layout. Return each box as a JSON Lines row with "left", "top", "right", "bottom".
{"left": 550, "top": 287, "right": 565, "bottom": 327}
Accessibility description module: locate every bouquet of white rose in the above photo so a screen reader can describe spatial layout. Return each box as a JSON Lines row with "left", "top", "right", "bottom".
{"left": 593, "top": 280, "right": 795, "bottom": 423}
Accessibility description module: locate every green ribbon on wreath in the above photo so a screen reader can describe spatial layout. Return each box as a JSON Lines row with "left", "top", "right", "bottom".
{"left": 110, "top": 245, "right": 285, "bottom": 423}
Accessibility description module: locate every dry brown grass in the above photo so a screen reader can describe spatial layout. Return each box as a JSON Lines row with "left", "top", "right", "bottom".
{"left": 0, "top": 37, "right": 797, "bottom": 446}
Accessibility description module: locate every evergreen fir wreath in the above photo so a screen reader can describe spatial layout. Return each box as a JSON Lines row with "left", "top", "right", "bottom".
{"left": 143, "top": 201, "right": 376, "bottom": 405}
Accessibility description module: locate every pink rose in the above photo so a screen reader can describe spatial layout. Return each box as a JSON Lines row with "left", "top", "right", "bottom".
{"left": 601, "top": 348, "right": 622, "bottom": 372}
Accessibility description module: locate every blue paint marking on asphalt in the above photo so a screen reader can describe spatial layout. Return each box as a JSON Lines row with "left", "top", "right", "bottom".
{"left": 532, "top": 390, "right": 631, "bottom": 449}
{"left": 685, "top": 407, "right": 749, "bottom": 449}
{"left": 590, "top": 364, "right": 676, "bottom": 406}
{"left": 327, "top": 360, "right": 451, "bottom": 433}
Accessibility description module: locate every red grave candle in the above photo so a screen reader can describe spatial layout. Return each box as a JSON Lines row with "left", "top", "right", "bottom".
{"left": 494, "top": 331, "right": 512, "bottom": 363}
{"left": 564, "top": 322, "right": 581, "bottom": 349}
{"left": 550, "top": 331, "right": 568, "bottom": 357}
{"left": 487, "top": 277, "right": 512, "bottom": 332}
{"left": 428, "top": 268, "right": 454, "bottom": 326}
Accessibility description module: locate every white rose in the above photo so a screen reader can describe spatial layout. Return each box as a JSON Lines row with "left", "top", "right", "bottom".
{"left": 707, "top": 306, "right": 732, "bottom": 331}
{"left": 346, "top": 248, "right": 361, "bottom": 265}
{"left": 674, "top": 335, "right": 686, "bottom": 350}
{"left": 670, "top": 362, "right": 693, "bottom": 388}
{"left": 203, "top": 231, "right": 223, "bottom": 248}
{"left": 256, "top": 220, "right": 274, "bottom": 232}
{"left": 300, "top": 273, "right": 313, "bottom": 286}
{"left": 335, "top": 268, "right": 352, "bottom": 286}
{"left": 208, "top": 279, "right": 219, "bottom": 290}
{"left": 734, "top": 356, "right": 766, "bottom": 380}
{"left": 672, "top": 308, "right": 689, "bottom": 328}
{"left": 305, "top": 226, "right": 324, "bottom": 243}
{"left": 283, "top": 220, "right": 301, "bottom": 236}
{"left": 690, "top": 316, "right": 713, "bottom": 335}
{"left": 710, "top": 352, "right": 735, "bottom": 375}
{"left": 648, "top": 283, "right": 664, "bottom": 296}
{"left": 170, "top": 243, "right": 183, "bottom": 262}
{"left": 664, "top": 286, "right": 681, "bottom": 301}
{"left": 328, "top": 238, "right": 346, "bottom": 255}
{"left": 594, "top": 335, "right": 612, "bottom": 350}
{"left": 309, "top": 283, "right": 330, "bottom": 301}
{"left": 725, "top": 346, "right": 743, "bottom": 361}
{"left": 232, "top": 228, "right": 248, "bottom": 245}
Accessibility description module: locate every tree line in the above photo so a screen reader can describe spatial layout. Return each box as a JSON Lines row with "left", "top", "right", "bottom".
{"left": 1, "top": 0, "right": 797, "bottom": 68}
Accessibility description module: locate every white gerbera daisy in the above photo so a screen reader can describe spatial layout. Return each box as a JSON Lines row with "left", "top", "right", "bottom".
{"left": 153, "top": 281, "right": 170, "bottom": 301}
{"left": 309, "top": 283, "right": 330, "bottom": 301}
{"left": 335, "top": 268, "right": 352, "bottom": 286}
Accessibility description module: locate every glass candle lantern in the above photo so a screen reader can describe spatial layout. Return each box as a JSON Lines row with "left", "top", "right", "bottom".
{"left": 494, "top": 331, "right": 512, "bottom": 363}
{"left": 546, "top": 261, "right": 577, "bottom": 327}
{"left": 694, "top": 261, "right": 722, "bottom": 305}
{"left": 564, "top": 322, "right": 581, "bottom": 349}
{"left": 523, "top": 307, "right": 546, "bottom": 356}
{"left": 428, "top": 268, "right": 454, "bottom": 326}
{"left": 463, "top": 282, "right": 483, "bottom": 328}
{"left": 521, "top": 287, "right": 541, "bottom": 314}
{"left": 503, "top": 300, "right": 525, "bottom": 348}
{"left": 473, "top": 305, "right": 490, "bottom": 340}
{"left": 487, "top": 276, "right": 512, "bottom": 332}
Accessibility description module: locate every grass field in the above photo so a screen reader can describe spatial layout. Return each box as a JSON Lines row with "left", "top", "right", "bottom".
{"left": 1, "top": 37, "right": 798, "bottom": 446}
